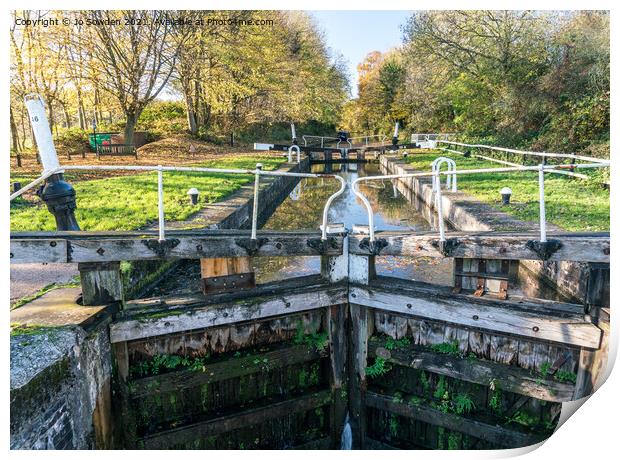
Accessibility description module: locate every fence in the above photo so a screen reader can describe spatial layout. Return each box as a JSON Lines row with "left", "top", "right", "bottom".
{"left": 352, "top": 161, "right": 609, "bottom": 245}
{"left": 437, "top": 140, "right": 608, "bottom": 180}
{"left": 348, "top": 134, "right": 389, "bottom": 147}
{"left": 10, "top": 164, "right": 346, "bottom": 243}
{"left": 302, "top": 135, "right": 339, "bottom": 147}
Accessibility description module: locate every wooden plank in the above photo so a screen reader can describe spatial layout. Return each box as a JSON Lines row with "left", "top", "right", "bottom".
{"left": 368, "top": 339, "right": 575, "bottom": 402}
{"left": 328, "top": 304, "right": 348, "bottom": 447}
{"left": 10, "top": 232, "right": 344, "bottom": 263}
{"left": 574, "top": 308, "right": 610, "bottom": 399}
{"left": 200, "top": 256, "right": 255, "bottom": 294}
{"left": 129, "top": 344, "right": 326, "bottom": 398}
{"left": 349, "top": 254, "right": 375, "bottom": 284}
{"left": 290, "top": 437, "right": 331, "bottom": 449}
{"left": 10, "top": 238, "right": 67, "bottom": 263}
{"left": 140, "top": 390, "right": 331, "bottom": 449}
{"left": 112, "top": 342, "right": 130, "bottom": 382}
{"left": 365, "top": 392, "right": 545, "bottom": 448}
{"left": 78, "top": 262, "right": 124, "bottom": 306}
{"left": 365, "top": 438, "right": 400, "bottom": 450}
{"left": 320, "top": 241, "right": 349, "bottom": 282}
{"left": 348, "top": 304, "right": 369, "bottom": 449}
{"left": 349, "top": 232, "right": 610, "bottom": 263}
{"left": 349, "top": 284, "right": 601, "bottom": 349}
{"left": 110, "top": 283, "right": 347, "bottom": 343}
{"left": 371, "top": 275, "right": 585, "bottom": 316}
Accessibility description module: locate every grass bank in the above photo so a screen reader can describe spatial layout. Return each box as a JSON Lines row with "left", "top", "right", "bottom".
{"left": 403, "top": 151, "right": 609, "bottom": 232}
{"left": 10, "top": 156, "right": 284, "bottom": 232}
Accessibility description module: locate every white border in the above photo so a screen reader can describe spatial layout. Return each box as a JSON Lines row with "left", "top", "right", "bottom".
{"left": 2, "top": 2, "right": 617, "bottom": 459}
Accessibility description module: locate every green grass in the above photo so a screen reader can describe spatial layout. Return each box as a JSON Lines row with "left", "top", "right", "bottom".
{"left": 10, "top": 156, "right": 284, "bottom": 232}
{"left": 403, "top": 151, "right": 609, "bottom": 231}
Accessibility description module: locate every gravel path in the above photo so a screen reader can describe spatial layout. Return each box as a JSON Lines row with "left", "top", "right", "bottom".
{"left": 10, "top": 263, "right": 79, "bottom": 303}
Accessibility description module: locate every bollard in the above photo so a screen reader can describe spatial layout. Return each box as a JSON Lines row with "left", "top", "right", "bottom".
{"left": 37, "top": 174, "right": 80, "bottom": 231}
{"left": 25, "top": 94, "right": 80, "bottom": 231}
{"left": 13, "top": 182, "right": 21, "bottom": 193}
{"left": 500, "top": 187, "right": 512, "bottom": 205}
{"left": 187, "top": 187, "right": 199, "bottom": 205}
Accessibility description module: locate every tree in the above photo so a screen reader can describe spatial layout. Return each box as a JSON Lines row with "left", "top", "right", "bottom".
{"left": 84, "top": 10, "right": 183, "bottom": 145}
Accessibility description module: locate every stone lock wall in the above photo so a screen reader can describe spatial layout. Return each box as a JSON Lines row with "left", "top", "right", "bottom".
{"left": 10, "top": 321, "right": 113, "bottom": 449}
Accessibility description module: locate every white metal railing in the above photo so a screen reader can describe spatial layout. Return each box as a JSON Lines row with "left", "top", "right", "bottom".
{"left": 411, "top": 133, "right": 454, "bottom": 145}
{"left": 437, "top": 140, "right": 608, "bottom": 165}
{"left": 437, "top": 146, "right": 591, "bottom": 180}
{"left": 352, "top": 162, "right": 609, "bottom": 245}
{"left": 302, "top": 135, "right": 339, "bottom": 148}
{"left": 348, "top": 134, "right": 389, "bottom": 147}
{"left": 11, "top": 164, "right": 347, "bottom": 242}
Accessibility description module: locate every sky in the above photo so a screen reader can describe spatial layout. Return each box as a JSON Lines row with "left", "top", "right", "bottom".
{"left": 309, "top": 10, "right": 413, "bottom": 98}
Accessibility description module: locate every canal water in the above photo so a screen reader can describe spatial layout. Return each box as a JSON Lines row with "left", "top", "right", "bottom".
{"left": 254, "top": 162, "right": 453, "bottom": 285}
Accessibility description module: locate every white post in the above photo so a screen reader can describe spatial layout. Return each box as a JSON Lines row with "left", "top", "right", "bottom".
{"left": 157, "top": 165, "right": 165, "bottom": 241}
{"left": 452, "top": 162, "right": 457, "bottom": 192}
{"left": 393, "top": 122, "right": 399, "bottom": 138}
{"left": 251, "top": 163, "right": 262, "bottom": 240}
{"left": 538, "top": 164, "right": 547, "bottom": 242}
{"left": 24, "top": 94, "right": 61, "bottom": 173}
{"left": 291, "top": 123, "right": 296, "bottom": 142}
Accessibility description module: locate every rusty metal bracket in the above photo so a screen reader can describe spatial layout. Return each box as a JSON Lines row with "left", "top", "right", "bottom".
{"left": 357, "top": 237, "right": 388, "bottom": 255}
{"left": 202, "top": 272, "right": 256, "bottom": 294}
{"left": 432, "top": 237, "right": 460, "bottom": 257}
{"left": 236, "top": 237, "right": 269, "bottom": 256}
{"left": 141, "top": 238, "right": 180, "bottom": 258}
{"left": 526, "top": 239, "right": 563, "bottom": 261}
{"left": 307, "top": 236, "right": 340, "bottom": 254}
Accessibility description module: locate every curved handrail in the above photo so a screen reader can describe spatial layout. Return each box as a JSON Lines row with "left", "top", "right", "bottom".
{"left": 431, "top": 157, "right": 457, "bottom": 193}
{"left": 288, "top": 145, "right": 301, "bottom": 163}
{"left": 320, "top": 175, "right": 347, "bottom": 240}
{"left": 336, "top": 139, "right": 353, "bottom": 149}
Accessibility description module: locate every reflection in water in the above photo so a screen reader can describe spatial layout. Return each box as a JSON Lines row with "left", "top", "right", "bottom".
{"left": 253, "top": 162, "right": 453, "bottom": 285}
